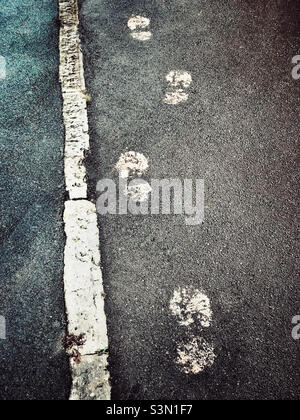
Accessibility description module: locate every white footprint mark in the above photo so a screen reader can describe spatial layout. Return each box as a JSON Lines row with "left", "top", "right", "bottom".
{"left": 125, "top": 180, "right": 152, "bottom": 202}
{"left": 170, "top": 287, "right": 216, "bottom": 374}
{"left": 115, "top": 151, "right": 149, "bottom": 179}
{"left": 130, "top": 32, "right": 152, "bottom": 41}
{"left": 164, "top": 71, "right": 192, "bottom": 105}
{"left": 176, "top": 336, "right": 216, "bottom": 375}
{"left": 164, "top": 90, "right": 189, "bottom": 106}
{"left": 166, "top": 71, "right": 192, "bottom": 89}
{"left": 128, "top": 16, "right": 150, "bottom": 31}
{"left": 170, "top": 287, "right": 212, "bottom": 328}
{"left": 128, "top": 15, "right": 152, "bottom": 41}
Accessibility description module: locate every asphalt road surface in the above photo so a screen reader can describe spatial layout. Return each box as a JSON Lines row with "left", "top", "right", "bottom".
{"left": 79, "top": 0, "right": 300, "bottom": 400}
{"left": 0, "top": 1, "right": 70, "bottom": 400}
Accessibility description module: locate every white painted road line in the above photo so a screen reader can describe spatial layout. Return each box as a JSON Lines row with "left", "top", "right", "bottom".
{"left": 65, "top": 200, "right": 110, "bottom": 400}
{"left": 0, "top": 55, "right": 6, "bottom": 80}
{"left": 64, "top": 201, "right": 108, "bottom": 355}
{"left": 59, "top": 11, "right": 89, "bottom": 200}
{"left": 59, "top": 0, "right": 110, "bottom": 400}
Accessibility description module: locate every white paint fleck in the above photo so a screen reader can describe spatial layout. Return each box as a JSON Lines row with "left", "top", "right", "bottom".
{"left": 170, "top": 287, "right": 212, "bottom": 327}
{"left": 130, "top": 31, "right": 152, "bottom": 41}
{"left": 166, "top": 71, "right": 192, "bottom": 89}
{"left": 164, "top": 89, "right": 189, "bottom": 105}
{"left": 128, "top": 15, "right": 150, "bottom": 31}
{"left": 176, "top": 336, "right": 216, "bottom": 374}
{"left": 115, "top": 151, "right": 149, "bottom": 178}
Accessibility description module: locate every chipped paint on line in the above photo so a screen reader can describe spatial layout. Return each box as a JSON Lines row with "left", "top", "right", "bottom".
{"left": 59, "top": 0, "right": 110, "bottom": 400}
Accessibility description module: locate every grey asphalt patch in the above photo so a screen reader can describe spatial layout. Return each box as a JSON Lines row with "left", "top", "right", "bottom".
{"left": 79, "top": 0, "right": 300, "bottom": 399}
{"left": 0, "top": 1, "right": 71, "bottom": 399}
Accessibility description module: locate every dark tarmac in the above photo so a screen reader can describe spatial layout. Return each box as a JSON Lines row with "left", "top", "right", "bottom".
{"left": 0, "top": 0, "right": 70, "bottom": 400}
{"left": 80, "top": 0, "right": 300, "bottom": 400}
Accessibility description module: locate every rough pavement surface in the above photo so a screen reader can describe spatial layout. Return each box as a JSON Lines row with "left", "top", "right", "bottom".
{"left": 0, "top": 1, "right": 71, "bottom": 399}
{"left": 79, "top": 0, "right": 300, "bottom": 400}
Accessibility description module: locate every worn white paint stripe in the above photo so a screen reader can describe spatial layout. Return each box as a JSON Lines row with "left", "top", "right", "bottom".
{"left": 64, "top": 201, "right": 108, "bottom": 355}
{"left": 59, "top": 0, "right": 110, "bottom": 400}
{"left": 70, "top": 354, "right": 110, "bottom": 401}
{"left": 59, "top": 0, "right": 89, "bottom": 200}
